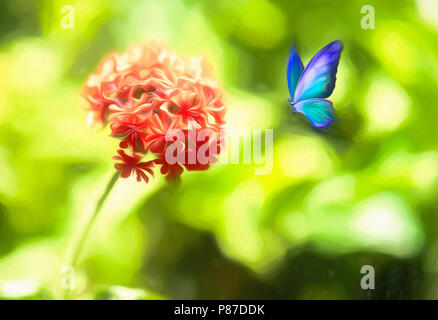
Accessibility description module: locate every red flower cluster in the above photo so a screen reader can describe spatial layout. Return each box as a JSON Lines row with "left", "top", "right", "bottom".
{"left": 82, "top": 44, "right": 226, "bottom": 182}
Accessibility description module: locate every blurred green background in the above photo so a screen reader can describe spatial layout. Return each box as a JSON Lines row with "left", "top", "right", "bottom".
{"left": 1, "top": 0, "right": 438, "bottom": 299}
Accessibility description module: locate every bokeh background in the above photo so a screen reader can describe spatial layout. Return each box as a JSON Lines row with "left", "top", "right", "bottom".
{"left": 1, "top": 0, "right": 438, "bottom": 299}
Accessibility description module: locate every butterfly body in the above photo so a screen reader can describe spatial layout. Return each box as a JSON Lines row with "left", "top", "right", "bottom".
{"left": 287, "top": 41, "right": 343, "bottom": 128}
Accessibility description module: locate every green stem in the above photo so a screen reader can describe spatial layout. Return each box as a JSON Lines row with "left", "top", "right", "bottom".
{"left": 63, "top": 171, "right": 120, "bottom": 299}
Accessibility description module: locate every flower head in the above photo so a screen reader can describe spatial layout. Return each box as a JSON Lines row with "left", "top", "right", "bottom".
{"left": 82, "top": 43, "right": 226, "bottom": 182}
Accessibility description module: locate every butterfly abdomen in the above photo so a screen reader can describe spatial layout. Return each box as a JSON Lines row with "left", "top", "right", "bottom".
{"left": 288, "top": 98, "right": 297, "bottom": 113}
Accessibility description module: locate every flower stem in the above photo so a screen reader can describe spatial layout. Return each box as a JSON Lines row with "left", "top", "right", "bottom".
{"left": 63, "top": 171, "right": 120, "bottom": 299}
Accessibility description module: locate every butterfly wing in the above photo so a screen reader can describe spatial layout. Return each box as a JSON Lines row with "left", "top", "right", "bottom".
{"left": 287, "top": 44, "right": 304, "bottom": 98}
{"left": 293, "top": 98, "right": 336, "bottom": 128}
{"left": 293, "top": 40, "right": 343, "bottom": 103}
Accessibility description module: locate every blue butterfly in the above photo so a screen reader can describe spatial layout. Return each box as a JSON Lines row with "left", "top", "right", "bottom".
{"left": 287, "top": 40, "right": 343, "bottom": 128}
